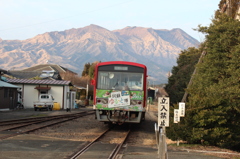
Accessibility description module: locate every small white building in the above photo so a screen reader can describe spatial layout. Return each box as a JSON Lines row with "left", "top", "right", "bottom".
{"left": 7, "top": 78, "right": 75, "bottom": 109}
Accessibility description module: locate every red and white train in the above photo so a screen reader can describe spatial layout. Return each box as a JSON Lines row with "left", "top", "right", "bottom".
{"left": 91, "top": 61, "right": 148, "bottom": 124}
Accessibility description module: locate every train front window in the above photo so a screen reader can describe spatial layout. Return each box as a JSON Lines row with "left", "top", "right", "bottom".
{"left": 97, "top": 71, "right": 143, "bottom": 90}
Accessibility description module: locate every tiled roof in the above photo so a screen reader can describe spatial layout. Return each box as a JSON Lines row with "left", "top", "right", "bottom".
{"left": 21, "top": 64, "right": 75, "bottom": 74}
{"left": 25, "top": 65, "right": 59, "bottom": 72}
{"left": 6, "top": 64, "right": 77, "bottom": 80}
{"left": 7, "top": 78, "right": 72, "bottom": 85}
{"left": 7, "top": 70, "right": 62, "bottom": 80}
{"left": 7, "top": 71, "right": 42, "bottom": 79}
{"left": 0, "top": 68, "right": 7, "bottom": 73}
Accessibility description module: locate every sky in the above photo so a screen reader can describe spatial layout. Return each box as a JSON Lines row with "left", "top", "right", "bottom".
{"left": 0, "top": 0, "right": 220, "bottom": 42}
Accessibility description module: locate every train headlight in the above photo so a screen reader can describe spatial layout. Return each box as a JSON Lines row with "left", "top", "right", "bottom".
{"left": 131, "top": 100, "right": 142, "bottom": 105}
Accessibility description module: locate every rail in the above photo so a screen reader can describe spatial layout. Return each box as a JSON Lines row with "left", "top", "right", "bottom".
{"left": 0, "top": 111, "right": 94, "bottom": 140}
{"left": 69, "top": 127, "right": 131, "bottom": 159}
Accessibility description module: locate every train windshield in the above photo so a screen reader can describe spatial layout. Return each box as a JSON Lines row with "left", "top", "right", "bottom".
{"left": 97, "top": 71, "right": 143, "bottom": 90}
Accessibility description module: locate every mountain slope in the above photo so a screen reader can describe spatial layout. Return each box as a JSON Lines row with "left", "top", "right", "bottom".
{"left": 0, "top": 24, "right": 199, "bottom": 83}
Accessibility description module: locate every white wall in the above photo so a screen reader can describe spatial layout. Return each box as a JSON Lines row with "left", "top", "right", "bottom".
{"left": 48, "top": 86, "right": 64, "bottom": 109}
{"left": 22, "top": 85, "right": 39, "bottom": 108}
{"left": 14, "top": 84, "right": 71, "bottom": 109}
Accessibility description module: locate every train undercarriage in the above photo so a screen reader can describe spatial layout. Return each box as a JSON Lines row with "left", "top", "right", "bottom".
{"left": 95, "top": 109, "right": 145, "bottom": 124}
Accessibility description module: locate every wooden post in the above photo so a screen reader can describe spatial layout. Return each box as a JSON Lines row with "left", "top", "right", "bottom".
{"left": 157, "top": 95, "right": 169, "bottom": 159}
{"left": 155, "top": 123, "right": 159, "bottom": 147}
{"left": 158, "top": 126, "right": 167, "bottom": 159}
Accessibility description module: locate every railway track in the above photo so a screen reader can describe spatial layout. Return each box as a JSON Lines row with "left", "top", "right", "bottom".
{"left": 69, "top": 125, "right": 131, "bottom": 159}
{"left": 0, "top": 111, "right": 92, "bottom": 126}
{"left": 0, "top": 111, "right": 95, "bottom": 140}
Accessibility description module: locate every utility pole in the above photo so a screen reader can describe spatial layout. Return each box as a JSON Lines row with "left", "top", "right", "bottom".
{"left": 86, "top": 83, "right": 89, "bottom": 99}
{"left": 229, "top": 0, "right": 232, "bottom": 17}
{"left": 227, "top": 0, "right": 232, "bottom": 17}
{"left": 181, "top": 49, "right": 207, "bottom": 102}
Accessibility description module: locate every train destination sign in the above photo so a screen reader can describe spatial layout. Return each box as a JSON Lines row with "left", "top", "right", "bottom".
{"left": 158, "top": 97, "right": 169, "bottom": 127}
{"left": 114, "top": 66, "right": 128, "bottom": 70}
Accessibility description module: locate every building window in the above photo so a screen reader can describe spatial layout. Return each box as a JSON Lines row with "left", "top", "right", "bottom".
{"left": 40, "top": 90, "right": 47, "bottom": 94}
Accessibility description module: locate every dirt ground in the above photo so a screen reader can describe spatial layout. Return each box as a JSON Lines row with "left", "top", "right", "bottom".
{"left": 1, "top": 106, "right": 240, "bottom": 159}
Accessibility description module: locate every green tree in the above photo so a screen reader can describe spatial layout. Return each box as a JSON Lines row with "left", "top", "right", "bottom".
{"left": 165, "top": 47, "right": 201, "bottom": 141}
{"left": 165, "top": 47, "right": 201, "bottom": 106}
{"left": 81, "top": 63, "right": 91, "bottom": 77}
{"left": 81, "top": 61, "right": 100, "bottom": 78}
{"left": 186, "top": 14, "right": 240, "bottom": 149}
{"left": 88, "top": 62, "right": 99, "bottom": 79}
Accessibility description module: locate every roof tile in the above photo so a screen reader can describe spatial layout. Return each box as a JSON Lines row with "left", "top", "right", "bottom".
{"left": 7, "top": 78, "right": 71, "bottom": 85}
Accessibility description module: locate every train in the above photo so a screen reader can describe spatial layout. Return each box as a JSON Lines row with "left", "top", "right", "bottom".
{"left": 91, "top": 61, "right": 148, "bottom": 125}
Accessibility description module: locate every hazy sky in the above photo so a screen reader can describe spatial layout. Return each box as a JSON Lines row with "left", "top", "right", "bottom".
{"left": 0, "top": 0, "right": 220, "bottom": 41}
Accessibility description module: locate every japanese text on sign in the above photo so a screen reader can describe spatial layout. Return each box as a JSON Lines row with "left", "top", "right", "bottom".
{"left": 108, "top": 92, "right": 130, "bottom": 108}
{"left": 158, "top": 97, "right": 169, "bottom": 127}
{"left": 174, "top": 109, "right": 180, "bottom": 123}
{"left": 179, "top": 102, "right": 185, "bottom": 117}
{"left": 111, "top": 92, "right": 121, "bottom": 98}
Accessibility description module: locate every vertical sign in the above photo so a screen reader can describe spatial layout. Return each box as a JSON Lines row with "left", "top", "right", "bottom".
{"left": 174, "top": 109, "right": 180, "bottom": 123}
{"left": 158, "top": 97, "right": 169, "bottom": 127}
{"left": 179, "top": 102, "right": 185, "bottom": 117}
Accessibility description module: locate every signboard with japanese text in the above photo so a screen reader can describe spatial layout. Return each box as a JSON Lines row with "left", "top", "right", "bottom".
{"left": 179, "top": 102, "right": 185, "bottom": 117}
{"left": 174, "top": 109, "right": 180, "bottom": 123}
{"left": 108, "top": 91, "right": 130, "bottom": 108}
{"left": 158, "top": 97, "right": 169, "bottom": 127}
{"left": 111, "top": 91, "right": 121, "bottom": 98}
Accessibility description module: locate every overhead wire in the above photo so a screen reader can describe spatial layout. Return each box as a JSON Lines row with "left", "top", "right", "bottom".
{"left": 0, "top": 0, "right": 135, "bottom": 32}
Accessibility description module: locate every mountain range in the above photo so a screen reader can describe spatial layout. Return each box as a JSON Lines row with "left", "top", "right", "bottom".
{"left": 0, "top": 24, "right": 199, "bottom": 83}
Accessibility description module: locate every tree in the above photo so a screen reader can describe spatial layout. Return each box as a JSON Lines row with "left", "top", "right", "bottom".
{"left": 165, "top": 47, "right": 201, "bottom": 106}
{"left": 88, "top": 61, "right": 99, "bottom": 79}
{"left": 81, "top": 63, "right": 91, "bottom": 77}
{"left": 60, "top": 71, "right": 78, "bottom": 84}
{"left": 81, "top": 61, "right": 100, "bottom": 78}
{"left": 186, "top": 14, "right": 240, "bottom": 149}
{"left": 165, "top": 47, "right": 201, "bottom": 141}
